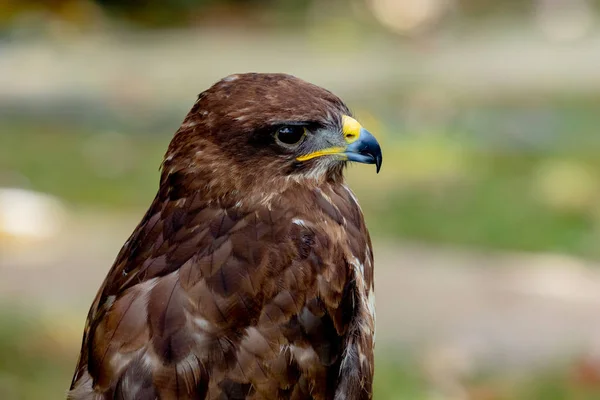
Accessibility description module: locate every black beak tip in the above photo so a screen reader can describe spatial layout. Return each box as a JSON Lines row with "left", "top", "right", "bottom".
{"left": 344, "top": 127, "right": 382, "bottom": 173}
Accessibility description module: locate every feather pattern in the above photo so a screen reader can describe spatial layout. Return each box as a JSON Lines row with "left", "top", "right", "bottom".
{"left": 69, "top": 73, "right": 376, "bottom": 400}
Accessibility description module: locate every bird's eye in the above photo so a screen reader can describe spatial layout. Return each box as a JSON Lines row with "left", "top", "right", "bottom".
{"left": 275, "top": 126, "right": 306, "bottom": 146}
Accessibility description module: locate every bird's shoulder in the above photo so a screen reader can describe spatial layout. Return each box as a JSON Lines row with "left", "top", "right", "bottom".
{"left": 100, "top": 181, "right": 371, "bottom": 302}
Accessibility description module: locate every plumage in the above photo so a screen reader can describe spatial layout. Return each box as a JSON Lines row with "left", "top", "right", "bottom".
{"left": 69, "top": 73, "right": 382, "bottom": 400}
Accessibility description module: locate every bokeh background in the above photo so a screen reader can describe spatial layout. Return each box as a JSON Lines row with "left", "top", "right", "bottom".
{"left": 2, "top": 0, "right": 600, "bottom": 398}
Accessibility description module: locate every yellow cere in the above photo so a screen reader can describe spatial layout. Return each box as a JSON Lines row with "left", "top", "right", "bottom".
{"left": 296, "top": 147, "right": 347, "bottom": 162}
{"left": 341, "top": 115, "right": 362, "bottom": 144}
{"left": 295, "top": 115, "right": 363, "bottom": 162}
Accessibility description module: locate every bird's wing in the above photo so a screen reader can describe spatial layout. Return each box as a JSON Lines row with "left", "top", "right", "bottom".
{"left": 69, "top": 183, "right": 374, "bottom": 400}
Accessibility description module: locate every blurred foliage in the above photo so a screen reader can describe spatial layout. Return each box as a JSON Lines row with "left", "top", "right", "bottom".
{"left": 0, "top": 308, "right": 78, "bottom": 399}
{"left": 0, "top": 0, "right": 315, "bottom": 28}
{"left": 94, "top": 0, "right": 215, "bottom": 26}
{"left": 349, "top": 94, "right": 600, "bottom": 258}
{"left": 0, "top": 124, "right": 167, "bottom": 208}
{"left": 2, "top": 0, "right": 600, "bottom": 29}
{"left": 365, "top": 145, "right": 600, "bottom": 258}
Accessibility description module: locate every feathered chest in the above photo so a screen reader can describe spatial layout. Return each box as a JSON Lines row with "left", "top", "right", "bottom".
{"left": 70, "top": 183, "right": 375, "bottom": 400}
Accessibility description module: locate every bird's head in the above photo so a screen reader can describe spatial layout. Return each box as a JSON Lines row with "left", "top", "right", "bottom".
{"left": 162, "top": 73, "right": 382, "bottom": 203}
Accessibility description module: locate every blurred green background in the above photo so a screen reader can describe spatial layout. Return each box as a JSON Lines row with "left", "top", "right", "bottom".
{"left": 3, "top": 0, "right": 600, "bottom": 399}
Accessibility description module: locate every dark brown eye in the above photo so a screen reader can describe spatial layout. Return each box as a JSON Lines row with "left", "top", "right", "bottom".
{"left": 275, "top": 126, "right": 306, "bottom": 146}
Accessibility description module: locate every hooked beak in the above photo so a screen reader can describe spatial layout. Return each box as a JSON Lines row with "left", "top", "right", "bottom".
{"left": 343, "top": 127, "right": 382, "bottom": 173}
{"left": 295, "top": 115, "right": 383, "bottom": 173}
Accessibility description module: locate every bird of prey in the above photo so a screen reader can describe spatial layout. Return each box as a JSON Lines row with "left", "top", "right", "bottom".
{"left": 69, "top": 73, "right": 382, "bottom": 400}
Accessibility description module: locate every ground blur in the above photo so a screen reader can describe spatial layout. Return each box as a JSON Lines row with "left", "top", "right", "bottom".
{"left": 2, "top": 1, "right": 600, "bottom": 399}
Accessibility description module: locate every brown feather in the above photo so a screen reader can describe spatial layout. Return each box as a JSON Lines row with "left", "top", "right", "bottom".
{"left": 69, "top": 73, "right": 376, "bottom": 400}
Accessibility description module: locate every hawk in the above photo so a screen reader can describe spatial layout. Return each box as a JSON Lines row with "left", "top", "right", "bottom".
{"left": 69, "top": 73, "right": 382, "bottom": 400}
